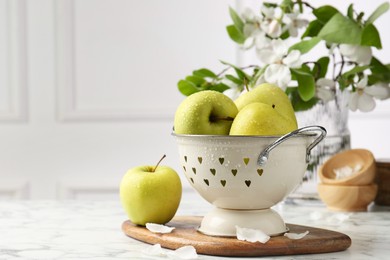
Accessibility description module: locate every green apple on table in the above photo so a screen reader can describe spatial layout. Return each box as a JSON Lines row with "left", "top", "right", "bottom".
{"left": 120, "top": 155, "right": 182, "bottom": 226}
{"left": 174, "top": 90, "right": 238, "bottom": 135}
{"left": 230, "top": 83, "right": 298, "bottom": 136}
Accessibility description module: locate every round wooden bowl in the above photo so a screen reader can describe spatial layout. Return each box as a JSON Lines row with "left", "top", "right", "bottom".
{"left": 318, "top": 149, "right": 376, "bottom": 185}
{"left": 317, "top": 183, "right": 378, "bottom": 212}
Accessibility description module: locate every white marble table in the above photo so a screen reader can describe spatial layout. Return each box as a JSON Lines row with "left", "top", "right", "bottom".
{"left": 1, "top": 192, "right": 390, "bottom": 259}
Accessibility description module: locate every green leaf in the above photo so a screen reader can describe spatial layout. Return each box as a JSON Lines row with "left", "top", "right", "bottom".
{"left": 192, "top": 68, "right": 217, "bottom": 78}
{"left": 370, "top": 57, "right": 390, "bottom": 74}
{"left": 301, "top": 20, "right": 323, "bottom": 38}
{"left": 361, "top": 24, "right": 382, "bottom": 48}
{"left": 185, "top": 75, "right": 205, "bottom": 86}
{"left": 177, "top": 80, "right": 200, "bottom": 96}
{"left": 229, "top": 7, "right": 244, "bottom": 33}
{"left": 318, "top": 13, "right": 362, "bottom": 44}
{"left": 369, "top": 57, "right": 390, "bottom": 83}
{"left": 289, "top": 37, "right": 321, "bottom": 54}
{"left": 220, "top": 60, "right": 250, "bottom": 81}
{"left": 280, "top": 0, "right": 294, "bottom": 13}
{"left": 263, "top": 2, "right": 278, "bottom": 8}
{"left": 291, "top": 69, "right": 316, "bottom": 101}
{"left": 226, "top": 25, "right": 245, "bottom": 44}
{"left": 342, "top": 65, "right": 370, "bottom": 79}
{"left": 313, "top": 5, "right": 339, "bottom": 23}
{"left": 337, "top": 77, "right": 349, "bottom": 91}
{"left": 289, "top": 89, "right": 319, "bottom": 111}
{"left": 209, "top": 83, "right": 230, "bottom": 93}
{"left": 366, "top": 2, "right": 390, "bottom": 24}
{"left": 347, "top": 4, "right": 354, "bottom": 20}
{"left": 313, "top": 57, "right": 330, "bottom": 79}
{"left": 225, "top": 74, "right": 242, "bottom": 85}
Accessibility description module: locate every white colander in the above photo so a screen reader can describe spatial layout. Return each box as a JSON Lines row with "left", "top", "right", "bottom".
{"left": 173, "top": 126, "right": 326, "bottom": 236}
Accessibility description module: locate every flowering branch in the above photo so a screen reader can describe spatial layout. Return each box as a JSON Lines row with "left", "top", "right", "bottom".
{"left": 177, "top": 1, "right": 390, "bottom": 113}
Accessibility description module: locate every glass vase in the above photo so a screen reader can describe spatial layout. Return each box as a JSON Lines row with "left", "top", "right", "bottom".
{"left": 288, "top": 89, "right": 351, "bottom": 202}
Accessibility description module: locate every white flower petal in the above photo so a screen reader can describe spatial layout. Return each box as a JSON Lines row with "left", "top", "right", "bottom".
{"left": 357, "top": 92, "right": 376, "bottom": 112}
{"left": 168, "top": 246, "right": 198, "bottom": 259}
{"left": 264, "top": 64, "right": 291, "bottom": 89}
{"left": 357, "top": 75, "right": 368, "bottom": 89}
{"left": 339, "top": 44, "right": 357, "bottom": 57}
{"left": 236, "top": 226, "right": 270, "bottom": 243}
{"left": 243, "top": 36, "right": 255, "bottom": 49}
{"left": 282, "top": 50, "right": 302, "bottom": 68}
{"left": 316, "top": 78, "right": 335, "bottom": 88}
{"left": 365, "top": 83, "right": 390, "bottom": 100}
{"left": 146, "top": 223, "right": 175, "bottom": 234}
{"left": 284, "top": 231, "right": 309, "bottom": 240}
{"left": 295, "top": 19, "right": 309, "bottom": 28}
{"left": 256, "top": 48, "right": 280, "bottom": 64}
{"left": 261, "top": 5, "right": 275, "bottom": 18}
{"left": 254, "top": 34, "right": 270, "bottom": 49}
{"left": 243, "top": 24, "right": 256, "bottom": 38}
{"left": 242, "top": 8, "right": 256, "bottom": 22}
{"left": 288, "top": 26, "right": 298, "bottom": 37}
{"left": 339, "top": 44, "right": 372, "bottom": 65}
{"left": 143, "top": 244, "right": 166, "bottom": 256}
{"left": 272, "top": 39, "right": 288, "bottom": 57}
{"left": 348, "top": 92, "right": 359, "bottom": 112}
{"left": 354, "top": 46, "right": 372, "bottom": 65}
{"left": 267, "top": 20, "right": 282, "bottom": 38}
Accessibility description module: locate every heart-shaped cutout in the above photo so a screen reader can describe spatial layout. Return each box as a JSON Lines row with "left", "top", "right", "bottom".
{"left": 190, "top": 177, "right": 194, "bottom": 184}
{"left": 245, "top": 180, "right": 251, "bottom": 187}
{"left": 220, "top": 180, "right": 226, "bottom": 187}
{"left": 204, "top": 179, "right": 209, "bottom": 186}
{"left": 231, "top": 169, "right": 238, "bottom": 176}
{"left": 219, "top": 157, "right": 224, "bottom": 165}
{"left": 257, "top": 168, "right": 263, "bottom": 176}
{"left": 243, "top": 158, "right": 250, "bottom": 165}
{"left": 192, "top": 167, "right": 196, "bottom": 174}
{"left": 183, "top": 166, "right": 186, "bottom": 172}
{"left": 198, "top": 157, "right": 203, "bottom": 164}
{"left": 210, "top": 169, "right": 216, "bottom": 176}
{"left": 184, "top": 156, "right": 187, "bottom": 162}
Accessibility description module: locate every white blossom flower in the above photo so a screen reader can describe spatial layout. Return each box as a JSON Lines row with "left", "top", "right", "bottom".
{"left": 242, "top": 8, "right": 269, "bottom": 50}
{"left": 260, "top": 5, "right": 282, "bottom": 38}
{"left": 257, "top": 39, "right": 302, "bottom": 89}
{"left": 366, "top": 82, "right": 390, "bottom": 100}
{"left": 284, "top": 10, "right": 309, "bottom": 37}
{"left": 316, "top": 78, "right": 335, "bottom": 102}
{"left": 348, "top": 75, "right": 386, "bottom": 112}
{"left": 339, "top": 44, "right": 372, "bottom": 65}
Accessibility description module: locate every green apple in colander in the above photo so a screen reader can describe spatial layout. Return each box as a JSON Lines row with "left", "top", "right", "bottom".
{"left": 174, "top": 90, "right": 238, "bottom": 135}
{"left": 230, "top": 83, "right": 298, "bottom": 136}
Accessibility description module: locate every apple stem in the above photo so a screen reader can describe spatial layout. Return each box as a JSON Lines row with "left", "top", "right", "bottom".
{"left": 152, "top": 154, "right": 166, "bottom": 172}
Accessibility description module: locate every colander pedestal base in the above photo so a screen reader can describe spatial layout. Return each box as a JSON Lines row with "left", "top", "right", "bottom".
{"left": 197, "top": 207, "right": 288, "bottom": 237}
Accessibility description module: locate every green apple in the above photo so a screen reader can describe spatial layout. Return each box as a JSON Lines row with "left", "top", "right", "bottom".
{"left": 120, "top": 155, "right": 182, "bottom": 226}
{"left": 234, "top": 83, "right": 297, "bottom": 127}
{"left": 230, "top": 83, "right": 298, "bottom": 136}
{"left": 174, "top": 90, "right": 238, "bottom": 135}
{"left": 230, "top": 102, "right": 298, "bottom": 135}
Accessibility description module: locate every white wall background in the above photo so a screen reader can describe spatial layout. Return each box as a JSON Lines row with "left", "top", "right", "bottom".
{"left": 0, "top": 0, "right": 389, "bottom": 199}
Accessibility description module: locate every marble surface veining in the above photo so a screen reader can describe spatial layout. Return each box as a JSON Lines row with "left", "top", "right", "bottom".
{"left": 0, "top": 192, "right": 390, "bottom": 259}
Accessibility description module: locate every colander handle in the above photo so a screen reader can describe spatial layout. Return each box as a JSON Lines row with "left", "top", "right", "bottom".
{"left": 257, "top": 125, "right": 327, "bottom": 166}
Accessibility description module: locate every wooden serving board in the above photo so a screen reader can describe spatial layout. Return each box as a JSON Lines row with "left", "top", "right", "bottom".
{"left": 122, "top": 216, "right": 351, "bottom": 257}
